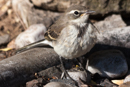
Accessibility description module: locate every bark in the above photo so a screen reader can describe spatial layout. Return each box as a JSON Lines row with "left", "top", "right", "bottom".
{"left": 0, "top": 48, "right": 59, "bottom": 87}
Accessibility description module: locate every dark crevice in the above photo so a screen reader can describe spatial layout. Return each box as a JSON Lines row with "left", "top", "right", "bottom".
{"left": 89, "top": 11, "right": 130, "bottom": 25}
{"left": 103, "top": 0, "right": 110, "bottom": 8}
{"left": 118, "top": 0, "right": 124, "bottom": 10}
{"left": 121, "top": 13, "right": 130, "bottom": 26}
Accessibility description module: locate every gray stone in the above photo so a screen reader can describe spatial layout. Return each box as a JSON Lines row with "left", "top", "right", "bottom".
{"left": 87, "top": 50, "right": 128, "bottom": 78}
{"left": 66, "top": 70, "right": 91, "bottom": 85}
{"left": 31, "top": 0, "right": 130, "bottom": 16}
{"left": 119, "top": 82, "right": 130, "bottom": 87}
{"left": 124, "top": 75, "right": 130, "bottom": 83}
{"left": 12, "top": 0, "right": 60, "bottom": 28}
{"left": 0, "top": 34, "right": 10, "bottom": 45}
{"left": 14, "top": 24, "right": 47, "bottom": 49}
{"left": 26, "top": 79, "right": 38, "bottom": 87}
{"left": 44, "top": 82, "right": 76, "bottom": 87}
{"left": 31, "top": 0, "right": 71, "bottom": 12}
{"left": 95, "top": 14, "right": 126, "bottom": 32}
{"left": 97, "top": 26, "right": 130, "bottom": 48}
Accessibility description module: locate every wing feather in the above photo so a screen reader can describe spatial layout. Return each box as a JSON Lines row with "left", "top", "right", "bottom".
{"left": 45, "top": 23, "right": 67, "bottom": 40}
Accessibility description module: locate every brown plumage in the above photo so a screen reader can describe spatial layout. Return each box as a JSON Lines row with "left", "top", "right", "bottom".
{"left": 16, "top": 6, "right": 98, "bottom": 86}
{"left": 17, "top": 5, "right": 98, "bottom": 59}
{"left": 44, "top": 18, "right": 67, "bottom": 41}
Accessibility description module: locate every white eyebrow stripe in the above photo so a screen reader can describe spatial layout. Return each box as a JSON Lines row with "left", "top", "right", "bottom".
{"left": 67, "top": 10, "right": 86, "bottom": 15}
{"left": 67, "top": 10, "right": 80, "bottom": 14}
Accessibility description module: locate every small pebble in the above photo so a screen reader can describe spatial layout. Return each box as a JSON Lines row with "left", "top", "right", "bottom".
{"left": 119, "top": 82, "right": 130, "bottom": 87}
{"left": 44, "top": 82, "right": 76, "bottom": 87}
{"left": 0, "top": 34, "right": 10, "bottom": 45}
{"left": 26, "top": 79, "right": 38, "bottom": 87}
{"left": 67, "top": 70, "right": 91, "bottom": 84}
{"left": 124, "top": 75, "right": 130, "bottom": 83}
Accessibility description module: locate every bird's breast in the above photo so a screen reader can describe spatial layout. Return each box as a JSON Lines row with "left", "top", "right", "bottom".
{"left": 53, "top": 24, "right": 96, "bottom": 59}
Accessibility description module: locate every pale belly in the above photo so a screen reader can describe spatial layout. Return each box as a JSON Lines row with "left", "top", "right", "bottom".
{"left": 53, "top": 33, "right": 96, "bottom": 59}
{"left": 53, "top": 24, "right": 96, "bottom": 59}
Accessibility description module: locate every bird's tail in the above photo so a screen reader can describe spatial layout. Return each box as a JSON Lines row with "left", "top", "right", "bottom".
{"left": 16, "top": 39, "right": 52, "bottom": 53}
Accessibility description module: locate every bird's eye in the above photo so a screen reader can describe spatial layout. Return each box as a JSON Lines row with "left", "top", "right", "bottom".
{"left": 74, "top": 11, "right": 79, "bottom": 15}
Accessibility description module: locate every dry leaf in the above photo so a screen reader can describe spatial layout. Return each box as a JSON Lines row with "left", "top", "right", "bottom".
{"left": 112, "top": 79, "right": 124, "bottom": 85}
{"left": 0, "top": 48, "right": 13, "bottom": 51}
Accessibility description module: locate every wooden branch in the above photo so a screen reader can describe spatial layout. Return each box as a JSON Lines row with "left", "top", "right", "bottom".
{"left": 0, "top": 48, "right": 59, "bottom": 87}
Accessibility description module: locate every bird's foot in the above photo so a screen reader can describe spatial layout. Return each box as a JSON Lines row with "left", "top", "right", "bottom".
{"left": 59, "top": 56, "right": 79, "bottom": 86}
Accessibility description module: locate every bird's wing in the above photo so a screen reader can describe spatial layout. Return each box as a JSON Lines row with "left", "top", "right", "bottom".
{"left": 16, "top": 39, "right": 52, "bottom": 53}
{"left": 44, "top": 20, "right": 67, "bottom": 41}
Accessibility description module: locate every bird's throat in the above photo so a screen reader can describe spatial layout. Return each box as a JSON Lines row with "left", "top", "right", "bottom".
{"left": 72, "top": 23, "right": 88, "bottom": 37}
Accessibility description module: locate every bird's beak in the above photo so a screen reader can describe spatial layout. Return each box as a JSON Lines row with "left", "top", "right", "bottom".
{"left": 86, "top": 10, "right": 95, "bottom": 14}
{"left": 80, "top": 10, "right": 95, "bottom": 16}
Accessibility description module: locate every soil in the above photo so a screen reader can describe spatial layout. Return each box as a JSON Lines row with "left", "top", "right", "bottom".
{"left": 0, "top": 0, "right": 24, "bottom": 60}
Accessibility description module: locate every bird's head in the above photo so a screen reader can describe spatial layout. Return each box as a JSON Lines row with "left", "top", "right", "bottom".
{"left": 65, "top": 5, "right": 95, "bottom": 23}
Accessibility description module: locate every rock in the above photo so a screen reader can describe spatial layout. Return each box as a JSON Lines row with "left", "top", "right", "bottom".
{"left": 124, "top": 75, "right": 130, "bottom": 83}
{"left": 95, "top": 14, "right": 126, "bottom": 32}
{"left": 66, "top": 70, "right": 91, "bottom": 85}
{"left": 59, "top": 67, "right": 91, "bottom": 86}
{"left": 87, "top": 50, "right": 128, "bottom": 78}
{"left": 0, "top": 48, "right": 59, "bottom": 87}
{"left": 27, "top": 9, "right": 58, "bottom": 28}
{"left": 12, "top": 0, "right": 60, "bottom": 28}
{"left": 12, "top": 0, "right": 33, "bottom": 28}
{"left": 31, "top": 0, "right": 130, "bottom": 17}
{"left": 50, "top": 78, "right": 79, "bottom": 86}
{"left": 100, "top": 79, "right": 118, "bottom": 87}
{"left": 0, "top": 0, "right": 11, "bottom": 17}
{"left": 44, "top": 82, "right": 76, "bottom": 87}
{"left": 125, "top": 42, "right": 130, "bottom": 48}
{"left": 119, "top": 82, "right": 130, "bottom": 87}
{"left": 31, "top": 0, "right": 53, "bottom": 7}
{"left": 7, "top": 39, "right": 15, "bottom": 49}
{"left": 38, "top": 65, "right": 62, "bottom": 79}
{"left": 14, "top": 24, "right": 47, "bottom": 49}
{"left": 0, "top": 34, "right": 10, "bottom": 45}
{"left": 0, "top": 53, "right": 5, "bottom": 60}
{"left": 97, "top": 26, "right": 130, "bottom": 48}
{"left": 31, "top": 0, "right": 71, "bottom": 12}
{"left": 26, "top": 79, "right": 38, "bottom": 87}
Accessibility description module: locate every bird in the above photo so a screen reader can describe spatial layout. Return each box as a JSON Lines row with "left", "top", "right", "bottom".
{"left": 17, "top": 5, "right": 98, "bottom": 86}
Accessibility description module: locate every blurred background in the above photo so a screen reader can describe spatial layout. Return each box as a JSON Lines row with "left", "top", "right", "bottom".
{"left": 0, "top": 0, "right": 130, "bottom": 58}
{"left": 0, "top": 0, "right": 130, "bottom": 87}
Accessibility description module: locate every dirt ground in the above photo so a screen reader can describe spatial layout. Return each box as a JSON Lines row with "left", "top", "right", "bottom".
{"left": 0, "top": 0, "right": 25, "bottom": 60}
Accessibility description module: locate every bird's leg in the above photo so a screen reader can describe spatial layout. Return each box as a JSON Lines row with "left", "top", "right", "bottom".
{"left": 76, "top": 57, "right": 91, "bottom": 85}
{"left": 76, "top": 57, "right": 86, "bottom": 70}
{"left": 86, "top": 58, "right": 89, "bottom": 70}
{"left": 76, "top": 57, "right": 90, "bottom": 74}
{"left": 59, "top": 56, "right": 78, "bottom": 86}
{"left": 78, "top": 57, "right": 89, "bottom": 70}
